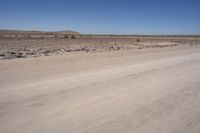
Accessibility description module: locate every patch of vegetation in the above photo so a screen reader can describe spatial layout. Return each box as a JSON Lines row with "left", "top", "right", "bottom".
{"left": 71, "top": 35, "right": 76, "bottom": 39}
{"left": 136, "top": 38, "right": 141, "bottom": 42}
{"left": 64, "top": 35, "right": 69, "bottom": 39}
{"left": 27, "top": 35, "right": 31, "bottom": 38}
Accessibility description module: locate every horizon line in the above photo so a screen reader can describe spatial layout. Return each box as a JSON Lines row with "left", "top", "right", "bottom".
{"left": 1, "top": 29, "right": 200, "bottom": 36}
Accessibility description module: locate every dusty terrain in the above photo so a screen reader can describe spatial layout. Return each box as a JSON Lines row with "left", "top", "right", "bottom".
{"left": 0, "top": 37, "right": 200, "bottom": 133}
{"left": 0, "top": 36, "right": 200, "bottom": 59}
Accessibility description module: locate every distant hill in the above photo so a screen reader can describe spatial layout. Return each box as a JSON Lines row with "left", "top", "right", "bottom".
{"left": 53, "top": 30, "right": 80, "bottom": 35}
{"left": 0, "top": 29, "right": 80, "bottom": 35}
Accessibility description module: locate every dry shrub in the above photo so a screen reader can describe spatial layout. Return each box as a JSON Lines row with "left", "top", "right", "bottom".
{"left": 136, "top": 38, "right": 141, "bottom": 42}
{"left": 71, "top": 35, "right": 76, "bottom": 39}
{"left": 64, "top": 35, "right": 69, "bottom": 39}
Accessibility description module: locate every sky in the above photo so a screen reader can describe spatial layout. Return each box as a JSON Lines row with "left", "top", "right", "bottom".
{"left": 0, "top": 0, "right": 200, "bottom": 35}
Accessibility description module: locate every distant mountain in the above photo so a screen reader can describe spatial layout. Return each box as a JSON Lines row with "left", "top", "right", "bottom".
{"left": 0, "top": 29, "right": 80, "bottom": 35}
{"left": 54, "top": 30, "right": 80, "bottom": 34}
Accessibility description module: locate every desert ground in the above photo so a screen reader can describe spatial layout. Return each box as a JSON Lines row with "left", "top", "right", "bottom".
{"left": 0, "top": 35, "right": 200, "bottom": 133}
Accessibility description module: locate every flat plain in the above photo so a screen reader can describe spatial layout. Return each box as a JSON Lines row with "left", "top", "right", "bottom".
{"left": 0, "top": 35, "right": 200, "bottom": 133}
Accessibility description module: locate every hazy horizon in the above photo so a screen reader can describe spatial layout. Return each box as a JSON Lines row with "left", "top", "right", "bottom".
{"left": 0, "top": 0, "right": 200, "bottom": 35}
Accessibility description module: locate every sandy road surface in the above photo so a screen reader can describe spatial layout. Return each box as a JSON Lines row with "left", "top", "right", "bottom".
{"left": 0, "top": 46, "right": 200, "bottom": 133}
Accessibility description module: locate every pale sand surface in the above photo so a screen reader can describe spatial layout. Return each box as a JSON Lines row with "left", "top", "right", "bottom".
{"left": 0, "top": 46, "right": 200, "bottom": 133}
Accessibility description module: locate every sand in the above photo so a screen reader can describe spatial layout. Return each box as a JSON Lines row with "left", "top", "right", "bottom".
{"left": 0, "top": 45, "right": 200, "bottom": 133}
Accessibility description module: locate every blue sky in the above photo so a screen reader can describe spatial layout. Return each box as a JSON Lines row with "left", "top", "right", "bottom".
{"left": 0, "top": 0, "right": 200, "bottom": 34}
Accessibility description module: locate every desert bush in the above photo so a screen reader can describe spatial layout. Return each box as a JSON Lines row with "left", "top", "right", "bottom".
{"left": 136, "top": 38, "right": 141, "bottom": 42}
{"left": 71, "top": 35, "right": 76, "bottom": 39}
{"left": 54, "top": 35, "right": 58, "bottom": 38}
{"left": 27, "top": 35, "right": 31, "bottom": 38}
{"left": 41, "top": 36, "right": 44, "bottom": 39}
{"left": 64, "top": 35, "right": 69, "bottom": 39}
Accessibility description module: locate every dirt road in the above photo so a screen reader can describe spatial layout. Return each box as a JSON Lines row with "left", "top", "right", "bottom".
{"left": 0, "top": 46, "right": 200, "bottom": 133}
